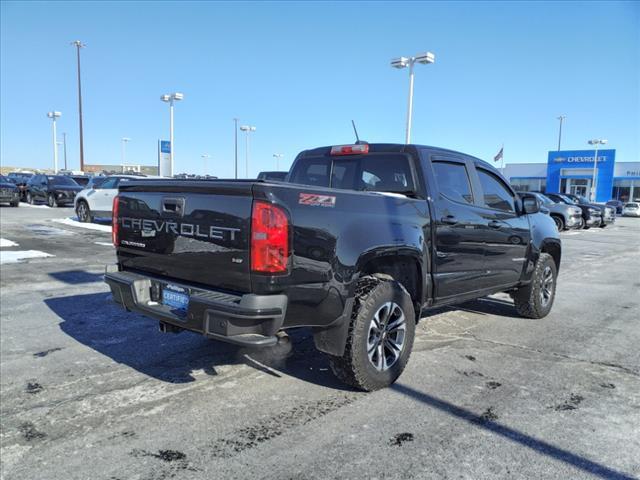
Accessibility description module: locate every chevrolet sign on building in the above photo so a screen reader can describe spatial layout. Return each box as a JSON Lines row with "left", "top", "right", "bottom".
{"left": 546, "top": 149, "right": 616, "bottom": 202}
{"left": 505, "top": 149, "right": 640, "bottom": 203}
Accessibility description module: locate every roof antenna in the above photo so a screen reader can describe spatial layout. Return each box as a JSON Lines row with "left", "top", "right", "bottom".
{"left": 351, "top": 120, "right": 367, "bottom": 145}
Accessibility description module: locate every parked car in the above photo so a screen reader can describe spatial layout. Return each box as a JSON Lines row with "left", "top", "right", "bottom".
{"left": 0, "top": 175, "right": 20, "bottom": 207}
{"left": 622, "top": 202, "right": 640, "bottom": 217}
{"left": 545, "top": 193, "right": 602, "bottom": 229}
{"left": 75, "top": 174, "right": 149, "bottom": 222}
{"left": 605, "top": 200, "right": 624, "bottom": 215}
{"left": 257, "top": 171, "right": 288, "bottom": 181}
{"left": 105, "top": 142, "right": 561, "bottom": 391}
{"left": 8, "top": 172, "right": 34, "bottom": 201}
{"left": 530, "top": 192, "right": 583, "bottom": 231}
{"left": 26, "top": 174, "right": 83, "bottom": 207}
{"left": 70, "top": 175, "right": 91, "bottom": 187}
{"left": 563, "top": 193, "right": 616, "bottom": 228}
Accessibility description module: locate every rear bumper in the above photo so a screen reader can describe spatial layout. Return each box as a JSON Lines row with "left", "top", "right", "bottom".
{"left": 104, "top": 267, "right": 287, "bottom": 347}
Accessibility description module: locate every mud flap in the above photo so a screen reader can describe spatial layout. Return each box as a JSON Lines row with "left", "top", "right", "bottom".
{"left": 312, "top": 298, "right": 355, "bottom": 356}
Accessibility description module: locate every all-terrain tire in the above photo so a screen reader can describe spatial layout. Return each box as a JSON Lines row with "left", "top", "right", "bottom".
{"left": 513, "top": 253, "right": 557, "bottom": 319}
{"left": 327, "top": 275, "right": 415, "bottom": 391}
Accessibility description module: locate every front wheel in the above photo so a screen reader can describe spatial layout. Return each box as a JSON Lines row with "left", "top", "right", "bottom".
{"left": 27, "top": 192, "right": 34, "bottom": 205}
{"left": 513, "top": 253, "right": 557, "bottom": 319}
{"left": 552, "top": 215, "right": 564, "bottom": 231}
{"left": 10, "top": 200, "right": 19, "bottom": 207}
{"left": 47, "top": 193, "right": 58, "bottom": 208}
{"left": 327, "top": 275, "right": 416, "bottom": 391}
{"left": 76, "top": 201, "right": 93, "bottom": 223}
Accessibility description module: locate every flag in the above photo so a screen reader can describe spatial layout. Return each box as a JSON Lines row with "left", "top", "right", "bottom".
{"left": 494, "top": 146, "right": 503, "bottom": 163}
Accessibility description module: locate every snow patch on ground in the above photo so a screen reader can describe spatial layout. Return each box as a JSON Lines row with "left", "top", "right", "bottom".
{"left": 94, "top": 242, "right": 114, "bottom": 247}
{"left": 0, "top": 250, "right": 54, "bottom": 264}
{"left": 52, "top": 217, "right": 112, "bottom": 233}
{"left": 21, "top": 203, "right": 53, "bottom": 209}
{"left": 0, "top": 238, "right": 18, "bottom": 247}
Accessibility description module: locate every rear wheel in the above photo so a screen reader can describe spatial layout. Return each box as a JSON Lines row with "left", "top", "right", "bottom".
{"left": 76, "top": 201, "right": 93, "bottom": 223}
{"left": 551, "top": 215, "right": 564, "bottom": 231}
{"left": 513, "top": 253, "right": 557, "bottom": 319}
{"left": 327, "top": 275, "right": 415, "bottom": 391}
{"left": 10, "top": 200, "right": 19, "bottom": 207}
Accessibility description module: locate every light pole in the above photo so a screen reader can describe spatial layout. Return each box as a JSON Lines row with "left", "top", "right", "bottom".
{"left": 160, "top": 92, "right": 184, "bottom": 176}
{"left": 233, "top": 118, "right": 239, "bottom": 179}
{"left": 121, "top": 137, "right": 131, "bottom": 172}
{"left": 47, "top": 111, "right": 61, "bottom": 173}
{"left": 240, "top": 125, "right": 256, "bottom": 178}
{"left": 273, "top": 153, "right": 283, "bottom": 170}
{"left": 556, "top": 115, "right": 566, "bottom": 151}
{"left": 588, "top": 139, "right": 607, "bottom": 202}
{"left": 71, "top": 41, "right": 86, "bottom": 171}
{"left": 201, "top": 153, "right": 211, "bottom": 176}
{"left": 62, "top": 132, "right": 68, "bottom": 170}
{"left": 391, "top": 51, "right": 435, "bottom": 144}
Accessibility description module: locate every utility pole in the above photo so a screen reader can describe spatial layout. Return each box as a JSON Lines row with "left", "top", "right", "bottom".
{"left": 71, "top": 41, "right": 86, "bottom": 171}
{"left": 556, "top": 115, "right": 566, "bottom": 151}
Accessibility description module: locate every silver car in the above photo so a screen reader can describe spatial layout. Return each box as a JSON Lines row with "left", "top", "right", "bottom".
{"left": 532, "top": 192, "right": 583, "bottom": 231}
{"left": 622, "top": 202, "right": 640, "bottom": 217}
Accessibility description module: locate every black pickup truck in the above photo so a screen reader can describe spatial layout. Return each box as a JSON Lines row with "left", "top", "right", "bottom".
{"left": 105, "top": 143, "right": 561, "bottom": 391}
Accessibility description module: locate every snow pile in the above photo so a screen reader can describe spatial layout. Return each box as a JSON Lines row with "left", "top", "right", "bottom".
{"left": 0, "top": 250, "right": 54, "bottom": 264}
{"left": 52, "top": 217, "right": 112, "bottom": 233}
{"left": 0, "top": 238, "right": 18, "bottom": 247}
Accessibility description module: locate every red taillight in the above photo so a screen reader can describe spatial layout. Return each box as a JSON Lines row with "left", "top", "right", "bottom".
{"left": 112, "top": 195, "right": 120, "bottom": 246}
{"left": 251, "top": 201, "right": 289, "bottom": 274}
{"left": 330, "top": 144, "right": 369, "bottom": 156}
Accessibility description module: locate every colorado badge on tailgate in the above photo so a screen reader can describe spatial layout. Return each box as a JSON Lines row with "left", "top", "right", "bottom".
{"left": 299, "top": 193, "right": 336, "bottom": 208}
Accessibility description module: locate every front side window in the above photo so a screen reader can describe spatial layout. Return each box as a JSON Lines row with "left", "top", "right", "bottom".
{"left": 100, "top": 178, "right": 119, "bottom": 189}
{"left": 432, "top": 161, "right": 473, "bottom": 204}
{"left": 477, "top": 169, "right": 515, "bottom": 212}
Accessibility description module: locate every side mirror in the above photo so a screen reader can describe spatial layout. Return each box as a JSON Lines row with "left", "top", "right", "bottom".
{"left": 520, "top": 194, "right": 540, "bottom": 215}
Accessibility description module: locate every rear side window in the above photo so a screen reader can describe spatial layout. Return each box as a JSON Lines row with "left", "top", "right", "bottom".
{"left": 477, "top": 169, "right": 515, "bottom": 212}
{"left": 432, "top": 161, "right": 473, "bottom": 204}
{"left": 100, "top": 178, "right": 119, "bottom": 189}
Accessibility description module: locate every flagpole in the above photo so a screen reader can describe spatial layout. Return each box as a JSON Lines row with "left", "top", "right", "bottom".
{"left": 501, "top": 144, "right": 505, "bottom": 174}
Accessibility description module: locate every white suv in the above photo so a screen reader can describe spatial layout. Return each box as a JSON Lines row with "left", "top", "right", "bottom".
{"left": 74, "top": 175, "right": 141, "bottom": 222}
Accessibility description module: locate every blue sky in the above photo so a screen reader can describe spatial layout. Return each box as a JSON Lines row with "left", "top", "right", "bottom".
{"left": 1, "top": 1, "right": 638, "bottom": 177}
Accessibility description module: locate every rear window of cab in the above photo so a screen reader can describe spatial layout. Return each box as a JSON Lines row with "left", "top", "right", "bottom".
{"left": 289, "top": 154, "right": 416, "bottom": 194}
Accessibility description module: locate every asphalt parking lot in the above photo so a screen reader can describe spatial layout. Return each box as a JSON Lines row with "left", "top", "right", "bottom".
{"left": 1, "top": 205, "right": 639, "bottom": 480}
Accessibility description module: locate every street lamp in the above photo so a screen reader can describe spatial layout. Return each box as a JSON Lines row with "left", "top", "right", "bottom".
{"left": 239, "top": 125, "right": 256, "bottom": 178}
{"left": 47, "top": 111, "right": 62, "bottom": 173}
{"left": 201, "top": 153, "right": 211, "bottom": 176}
{"left": 556, "top": 115, "right": 566, "bottom": 151}
{"left": 121, "top": 137, "right": 131, "bottom": 172}
{"left": 273, "top": 153, "right": 283, "bottom": 170}
{"left": 391, "top": 51, "right": 435, "bottom": 144}
{"left": 160, "top": 92, "right": 184, "bottom": 176}
{"left": 62, "top": 132, "right": 68, "bottom": 170}
{"left": 233, "top": 118, "right": 239, "bottom": 179}
{"left": 588, "top": 138, "right": 607, "bottom": 202}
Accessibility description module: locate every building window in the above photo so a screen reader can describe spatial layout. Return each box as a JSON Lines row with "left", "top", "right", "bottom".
{"left": 612, "top": 179, "right": 640, "bottom": 202}
{"left": 510, "top": 178, "right": 546, "bottom": 192}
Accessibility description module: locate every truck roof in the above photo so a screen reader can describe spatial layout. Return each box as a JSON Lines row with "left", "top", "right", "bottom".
{"left": 296, "top": 143, "right": 498, "bottom": 173}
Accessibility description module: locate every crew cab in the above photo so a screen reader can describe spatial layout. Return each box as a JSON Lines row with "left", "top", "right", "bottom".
{"left": 105, "top": 143, "right": 561, "bottom": 391}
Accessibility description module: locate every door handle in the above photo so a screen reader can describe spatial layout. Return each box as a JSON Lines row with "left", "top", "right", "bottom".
{"left": 441, "top": 215, "right": 458, "bottom": 225}
{"left": 488, "top": 220, "right": 502, "bottom": 229}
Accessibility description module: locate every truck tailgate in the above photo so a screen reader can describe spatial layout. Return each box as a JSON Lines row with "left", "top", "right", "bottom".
{"left": 116, "top": 181, "right": 252, "bottom": 293}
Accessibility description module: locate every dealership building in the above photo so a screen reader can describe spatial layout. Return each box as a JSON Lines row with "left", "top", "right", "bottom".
{"left": 504, "top": 149, "right": 640, "bottom": 203}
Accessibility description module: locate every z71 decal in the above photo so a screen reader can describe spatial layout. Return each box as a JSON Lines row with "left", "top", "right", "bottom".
{"left": 299, "top": 193, "right": 336, "bottom": 208}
